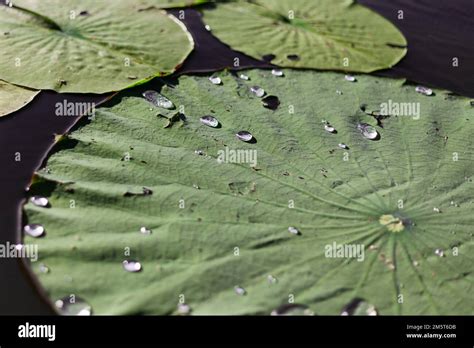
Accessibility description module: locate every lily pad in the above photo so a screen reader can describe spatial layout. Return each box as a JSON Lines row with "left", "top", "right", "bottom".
{"left": 25, "top": 70, "right": 473, "bottom": 315}
{"left": 202, "top": 0, "right": 407, "bottom": 72}
{"left": 0, "top": 0, "right": 193, "bottom": 93}
{"left": 0, "top": 80, "right": 38, "bottom": 117}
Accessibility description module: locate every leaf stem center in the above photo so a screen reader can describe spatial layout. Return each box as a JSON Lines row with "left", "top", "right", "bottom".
{"left": 379, "top": 214, "right": 405, "bottom": 232}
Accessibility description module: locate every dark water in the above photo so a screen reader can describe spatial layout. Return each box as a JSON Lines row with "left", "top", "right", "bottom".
{"left": 0, "top": 92, "right": 109, "bottom": 314}
{"left": 0, "top": 0, "right": 473, "bottom": 314}
{"left": 360, "top": 0, "right": 474, "bottom": 97}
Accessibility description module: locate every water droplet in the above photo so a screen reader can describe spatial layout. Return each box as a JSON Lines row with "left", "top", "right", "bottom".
{"left": 250, "top": 86, "right": 265, "bottom": 98}
{"left": 209, "top": 76, "right": 222, "bottom": 85}
{"left": 386, "top": 261, "right": 396, "bottom": 271}
{"left": 262, "top": 95, "right": 280, "bottom": 110}
{"left": 200, "top": 115, "right": 219, "bottom": 128}
{"left": 30, "top": 196, "right": 49, "bottom": 207}
{"left": 39, "top": 263, "right": 50, "bottom": 274}
{"left": 338, "top": 143, "right": 349, "bottom": 150}
{"left": 262, "top": 54, "right": 276, "bottom": 62}
{"left": 122, "top": 260, "right": 142, "bottom": 273}
{"left": 357, "top": 123, "right": 379, "bottom": 140}
{"left": 236, "top": 131, "right": 253, "bottom": 142}
{"left": 434, "top": 249, "right": 444, "bottom": 257}
{"left": 124, "top": 186, "right": 153, "bottom": 197}
{"left": 345, "top": 75, "right": 356, "bottom": 82}
{"left": 177, "top": 303, "right": 192, "bottom": 315}
{"left": 142, "top": 90, "right": 174, "bottom": 109}
{"left": 271, "top": 69, "right": 284, "bottom": 77}
{"left": 324, "top": 123, "right": 336, "bottom": 133}
{"left": 143, "top": 187, "right": 153, "bottom": 195}
{"left": 341, "top": 298, "right": 378, "bottom": 316}
{"left": 415, "top": 86, "right": 433, "bottom": 96}
{"left": 139, "top": 226, "right": 152, "bottom": 235}
{"left": 234, "top": 286, "right": 246, "bottom": 296}
{"left": 24, "top": 224, "right": 45, "bottom": 238}
{"left": 239, "top": 74, "right": 250, "bottom": 81}
{"left": 267, "top": 275, "right": 278, "bottom": 284}
{"left": 288, "top": 226, "right": 300, "bottom": 235}
{"left": 287, "top": 54, "right": 300, "bottom": 61}
{"left": 271, "top": 304, "right": 313, "bottom": 316}
{"left": 55, "top": 296, "right": 92, "bottom": 316}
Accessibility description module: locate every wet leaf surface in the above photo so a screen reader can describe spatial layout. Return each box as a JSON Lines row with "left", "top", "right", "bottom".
{"left": 24, "top": 69, "right": 474, "bottom": 314}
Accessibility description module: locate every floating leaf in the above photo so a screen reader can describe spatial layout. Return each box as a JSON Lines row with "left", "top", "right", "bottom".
{"left": 0, "top": 0, "right": 193, "bottom": 93}
{"left": 0, "top": 80, "right": 38, "bottom": 117}
{"left": 26, "top": 70, "right": 473, "bottom": 315}
{"left": 202, "top": 0, "right": 407, "bottom": 72}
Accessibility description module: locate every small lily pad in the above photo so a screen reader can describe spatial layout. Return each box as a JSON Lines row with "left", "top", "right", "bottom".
{"left": 0, "top": 0, "right": 194, "bottom": 93}
{"left": 203, "top": 0, "right": 407, "bottom": 72}
{"left": 0, "top": 80, "right": 38, "bottom": 117}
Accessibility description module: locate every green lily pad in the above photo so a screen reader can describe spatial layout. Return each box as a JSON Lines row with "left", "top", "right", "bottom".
{"left": 0, "top": 0, "right": 193, "bottom": 93}
{"left": 203, "top": 0, "right": 407, "bottom": 72}
{"left": 0, "top": 80, "right": 38, "bottom": 117}
{"left": 25, "top": 70, "right": 473, "bottom": 315}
